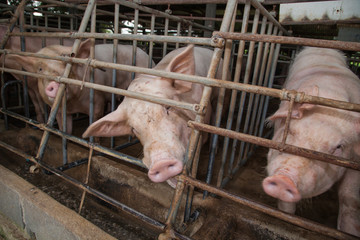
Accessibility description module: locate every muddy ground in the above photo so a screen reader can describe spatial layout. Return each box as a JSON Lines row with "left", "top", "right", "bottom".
{"left": 0, "top": 115, "right": 340, "bottom": 239}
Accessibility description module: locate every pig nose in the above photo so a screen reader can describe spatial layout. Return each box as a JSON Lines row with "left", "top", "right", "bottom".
{"left": 148, "top": 160, "right": 183, "bottom": 183}
{"left": 45, "top": 81, "right": 59, "bottom": 98}
{"left": 262, "top": 175, "right": 301, "bottom": 203}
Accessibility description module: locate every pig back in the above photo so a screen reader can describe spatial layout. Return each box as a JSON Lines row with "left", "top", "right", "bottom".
{"left": 93, "top": 44, "right": 151, "bottom": 90}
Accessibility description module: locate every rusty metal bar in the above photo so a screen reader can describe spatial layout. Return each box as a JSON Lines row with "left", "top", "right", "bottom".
{"left": 180, "top": 174, "right": 358, "bottom": 240}
{"left": 1, "top": 67, "right": 201, "bottom": 115}
{"left": 0, "top": 0, "right": 27, "bottom": 49}
{"left": 0, "top": 139, "right": 166, "bottom": 232}
{"left": 188, "top": 121, "right": 360, "bottom": 171}
{"left": 2, "top": 50, "right": 360, "bottom": 114}
{"left": 0, "top": 108, "right": 146, "bottom": 168}
{"left": 213, "top": 32, "right": 360, "bottom": 52}
{"left": 234, "top": 8, "right": 261, "bottom": 167}
{"left": 107, "top": 0, "right": 214, "bottom": 32}
{"left": 9, "top": 31, "right": 221, "bottom": 48}
{"left": 221, "top": 1, "right": 251, "bottom": 182}
{"left": 35, "top": 0, "right": 96, "bottom": 169}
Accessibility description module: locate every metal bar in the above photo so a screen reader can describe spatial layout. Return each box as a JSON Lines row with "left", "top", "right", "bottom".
{"left": 213, "top": 32, "right": 360, "bottom": 52}
{"left": 111, "top": 3, "right": 120, "bottom": 149}
{"left": 3, "top": 61, "right": 360, "bottom": 114}
{"left": 9, "top": 31, "right": 221, "bottom": 48}
{"left": 0, "top": 0, "right": 27, "bottom": 49}
{"left": 0, "top": 108, "right": 146, "bottom": 168}
{"left": 1, "top": 67, "right": 201, "bottom": 115}
{"left": 181, "top": 174, "right": 358, "bottom": 240}
{"left": 188, "top": 120, "right": 360, "bottom": 171}
{"left": 149, "top": 14, "right": 155, "bottom": 68}
{"left": 235, "top": 8, "right": 261, "bottom": 168}
{"left": 221, "top": 1, "right": 251, "bottom": 183}
{"left": 0, "top": 140, "right": 166, "bottom": 232}
{"left": 241, "top": 14, "right": 269, "bottom": 161}
{"left": 35, "top": 0, "right": 97, "bottom": 167}
{"left": 107, "top": 0, "right": 214, "bottom": 31}
{"left": 163, "top": 17, "right": 169, "bottom": 57}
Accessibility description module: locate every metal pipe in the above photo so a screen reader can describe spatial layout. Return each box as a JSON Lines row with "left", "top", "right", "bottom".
{"left": 9, "top": 31, "right": 222, "bottom": 48}
{"left": 181, "top": 174, "right": 358, "bottom": 240}
{"left": 213, "top": 32, "right": 360, "bottom": 52}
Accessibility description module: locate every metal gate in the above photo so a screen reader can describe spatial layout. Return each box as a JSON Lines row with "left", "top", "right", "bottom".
{"left": 1, "top": 0, "right": 360, "bottom": 239}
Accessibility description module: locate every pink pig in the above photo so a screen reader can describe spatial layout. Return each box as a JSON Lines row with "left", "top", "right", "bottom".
{"left": 9, "top": 39, "right": 152, "bottom": 134}
{"left": 83, "top": 45, "right": 223, "bottom": 184}
{"left": 263, "top": 47, "right": 360, "bottom": 237}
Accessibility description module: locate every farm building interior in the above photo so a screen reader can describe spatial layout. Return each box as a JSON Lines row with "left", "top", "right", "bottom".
{"left": 0, "top": 0, "right": 359, "bottom": 239}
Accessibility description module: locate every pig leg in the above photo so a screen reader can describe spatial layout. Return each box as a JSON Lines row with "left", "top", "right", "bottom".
{"left": 55, "top": 111, "right": 73, "bottom": 134}
{"left": 337, "top": 169, "right": 360, "bottom": 237}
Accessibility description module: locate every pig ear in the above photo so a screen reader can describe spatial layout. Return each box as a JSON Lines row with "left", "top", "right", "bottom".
{"left": 268, "top": 85, "right": 319, "bottom": 121}
{"left": 74, "top": 39, "right": 92, "bottom": 59}
{"left": 5, "top": 54, "right": 37, "bottom": 73}
{"left": 164, "top": 44, "right": 195, "bottom": 93}
{"left": 82, "top": 104, "right": 132, "bottom": 138}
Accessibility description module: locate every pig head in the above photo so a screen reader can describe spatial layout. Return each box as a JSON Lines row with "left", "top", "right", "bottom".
{"left": 83, "top": 45, "right": 223, "bottom": 184}
{"left": 1, "top": 23, "right": 74, "bottom": 123}
{"left": 7, "top": 39, "right": 152, "bottom": 134}
{"left": 263, "top": 47, "right": 360, "bottom": 236}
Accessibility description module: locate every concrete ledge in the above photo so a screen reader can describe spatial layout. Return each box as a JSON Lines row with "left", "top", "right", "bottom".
{"left": 0, "top": 164, "right": 116, "bottom": 240}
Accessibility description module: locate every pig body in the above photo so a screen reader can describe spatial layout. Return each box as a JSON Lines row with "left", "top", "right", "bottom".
{"left": 10, "top": 40, "right": 152, "bottom": 134}
{"left": 1, "top": 23, "right": 74, "bottom": 123}
{"left": 263, "top": 47, "right": 360, "bottom": 236}
{"left": 83, "top": 45, "right": 223, "bottom": 183}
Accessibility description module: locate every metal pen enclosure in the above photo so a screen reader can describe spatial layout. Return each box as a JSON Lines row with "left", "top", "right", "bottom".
{"left": 0, "top": 0, "right": 360, "bottom": 239}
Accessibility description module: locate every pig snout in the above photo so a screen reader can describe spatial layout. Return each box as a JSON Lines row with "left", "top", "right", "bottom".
{"left": 45, "top": 81, "right": 60, "bottom": 98}
{"left": 148, "top": 159, "right": 183, "bottom": 183}
{"left": 262, "top": 175, "right": 301, "bottom": 203}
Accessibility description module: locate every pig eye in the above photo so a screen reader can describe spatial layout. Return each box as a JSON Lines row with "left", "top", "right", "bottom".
{"left": 332, "top": 144, "right": 344, "bottom": 156}
{"left": 165, "top": 106, "right": 171, "bottom": 115}
{"left": 38, "top": 67, "right": 42, "bottom": 72}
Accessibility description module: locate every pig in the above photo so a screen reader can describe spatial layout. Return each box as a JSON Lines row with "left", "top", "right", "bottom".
{"left": 82, "top": 45, "right": 224, "bottom": 184}
{"left": 262, "top": 47, "right": 360, "bottom": 237}
{"left": 0, "top": 23, "right": 74, "bottom": 123}
{"left": 8, "top": 39, "right": 153, "bottom": 134}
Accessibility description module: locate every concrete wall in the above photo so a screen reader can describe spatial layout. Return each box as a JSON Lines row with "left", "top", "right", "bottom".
{"left": 0, "top": 164, "right": 116, "bottom": 240}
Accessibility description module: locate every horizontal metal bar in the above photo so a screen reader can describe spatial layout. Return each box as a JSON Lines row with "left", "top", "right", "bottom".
{"left": 0, "top": 67, "right": 201, "bottom": 115}
{"left": 0, "top": 139, "right": 165, "bottom": 231}
{"left": 2, "top": 48, "right": 360, "bottom": 113}
{"left": 0, "top": 108, "right": 146, "bottom": 169}
{"left": 9, "top": 32, "right": 220, "bottom": 47}
{"left": 188, "top": 121, "right": 360, "bottom": 171}
{"left": 213, "top": 32, "right": 360, "bottom": 52}
{"left": 180, "top": 175, "right": 358, "bottom": 240}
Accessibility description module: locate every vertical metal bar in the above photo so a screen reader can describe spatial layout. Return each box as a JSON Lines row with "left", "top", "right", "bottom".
{"left": 187, "top": 24, "right": 192, "bottom": 37}
{"left": 255, "top": 26, "right": 279, "bottom": 139}
{"left": 236, "top": 9, "right": 260, "bottom": 166}
{"left": 19, "top": 8, "right": 30, "bottom": 121}
{"left": 132, "top": 8, "right": 139, "bottom": 80}
{"left": 35, "top": 0, "right": 96, "bottom": 165}
{"left": 221, "top": 0, "right": 251, "bottom": 180}
{"left": 58, "top": 16, "right": 63, "bottom": 45}
{"left": 176, "top": 22, "right": 181, "bottom": 49}
{"left": 89, "top": 4, "right": 96, "bottom": 144}
{"left": 205, "top": 2, "right": 237, "bottom": 189}
{"left": 243, "top": 15, "right": 268, "bottom": 158}
{"left": 163, "top": 17, "right": 169, "bottom": 57}
{"left": 259, "top": 30, "right": 282, "bottom": 138}
{"left": 79, "top": 146, "right": 94, "bottom": 214}
{"left": 164, "top": 0, "right": 238, "bottom": 232}
{"left": 111, "top": 3, "right": 120, "bottom": 149}
{"left": 251, "top": 21, "right": 274, "bottom": 139}
{"left": 149, "top": 14, "right": 155, "bottom": 68}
